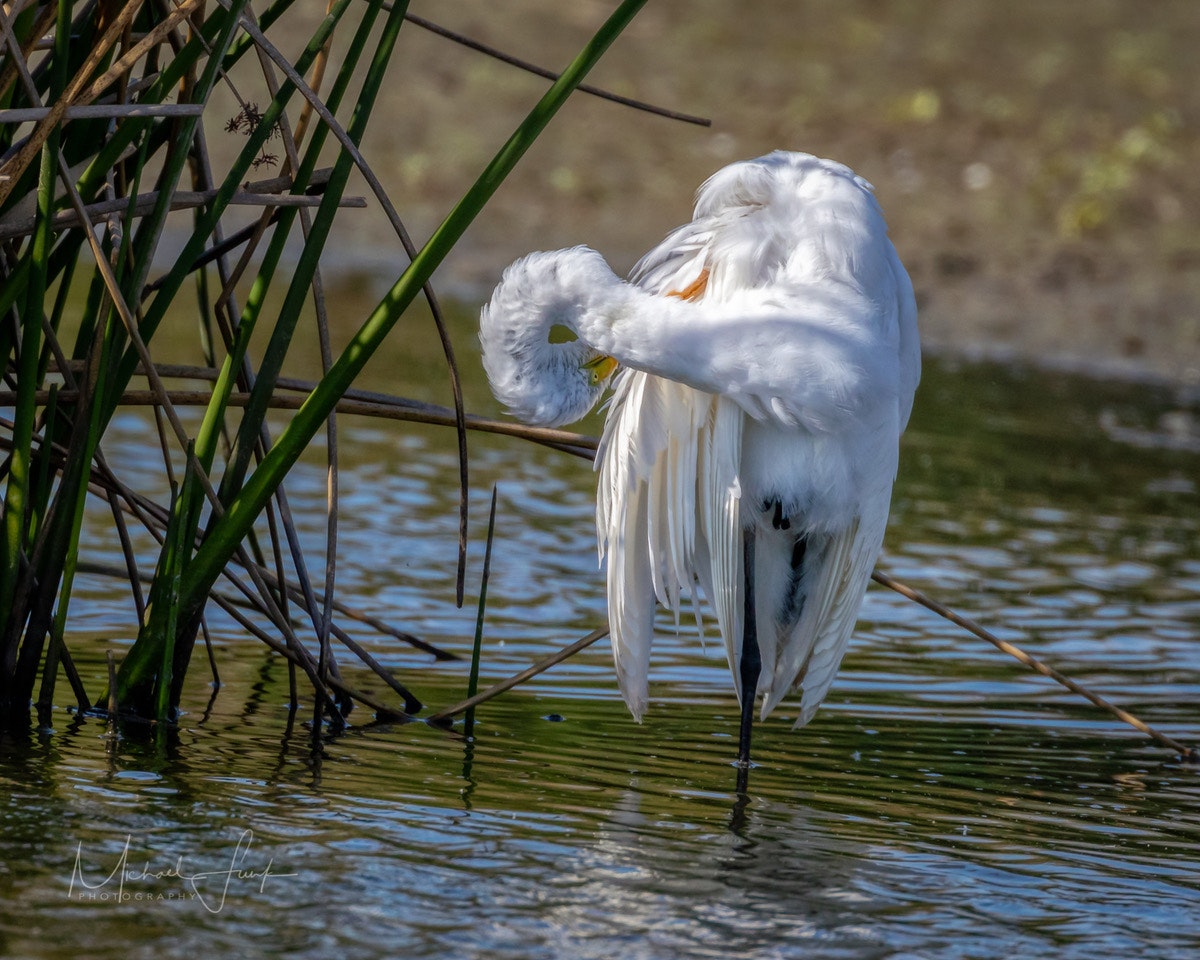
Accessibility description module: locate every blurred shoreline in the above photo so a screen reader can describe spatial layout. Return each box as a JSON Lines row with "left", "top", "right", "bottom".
{"left": 212, "top": 1, "right": 1200, "bottom": 385}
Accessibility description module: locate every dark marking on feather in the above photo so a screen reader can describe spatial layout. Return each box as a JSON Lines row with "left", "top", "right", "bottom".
{"left": 780, "top": 534, "right": 809, "bottom": 625}
{"left": 773, "top": 500, "right": 790, "bottom": 530}
{"left": 762, "top": 497, "right": 792, "bottom": 530}
{"left": 791, "top": 537, "right": 807, "bottom": 572}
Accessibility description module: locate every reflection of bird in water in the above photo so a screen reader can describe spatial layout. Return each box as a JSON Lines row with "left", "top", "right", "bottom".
{"left": 480, "top": 151, "right": 920, "bottom": 771}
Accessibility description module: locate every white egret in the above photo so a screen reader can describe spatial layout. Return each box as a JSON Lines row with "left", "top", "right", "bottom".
{"left": 480, "top": 151, "right": 920, "bottom": 768}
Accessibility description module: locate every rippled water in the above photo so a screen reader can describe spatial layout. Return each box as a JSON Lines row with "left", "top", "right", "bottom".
{"left": 2, "top": 356, "right": 1199, "bottom": 959}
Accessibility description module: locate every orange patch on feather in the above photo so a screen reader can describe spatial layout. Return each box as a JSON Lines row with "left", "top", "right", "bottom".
{"left": 667, "top": 268, "right": 710, "bottom": 302}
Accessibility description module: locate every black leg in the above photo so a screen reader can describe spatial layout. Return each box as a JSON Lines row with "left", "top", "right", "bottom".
{"left": 737, "top": 528, "right": 760, "bottom": 785}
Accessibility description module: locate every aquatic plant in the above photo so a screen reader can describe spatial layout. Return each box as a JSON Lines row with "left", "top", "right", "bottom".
{"left": 0, "top": 0, "right": 662, "bottom": 728}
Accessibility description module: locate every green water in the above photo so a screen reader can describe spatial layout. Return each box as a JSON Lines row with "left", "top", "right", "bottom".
{"left": 1, "top": 356, "right": 1198, "bottom": 959}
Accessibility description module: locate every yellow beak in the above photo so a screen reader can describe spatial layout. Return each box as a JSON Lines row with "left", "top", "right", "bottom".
{"left": 580, "top": 354, "right": 619, "bottom": 386}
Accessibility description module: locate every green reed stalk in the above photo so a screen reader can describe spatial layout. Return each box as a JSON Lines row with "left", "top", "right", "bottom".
{"left": 176, "top": 0, "right": 651, "bottom": 625}
{"left": 114, "top": 0, "right": 404, "bottom": 712}
{"left": 135, "top": 0, "right": 355, "bottom": 477}
{"left": 1, "top": 0, "right": 651, "bottom": 726}
{"left": 218, "top": 0, "right": 403, "bottom": 502}
{"left": 464, "top": 487, "right": 500, "bottom": 739}
{"left": 8, "top": 0, "right": 250, "bottom": 718}
{"left": 0, "top": 142, "right": 54, "bottom": 654}
{"left": 0, "top": 0, "right": 69, "bottom": 710}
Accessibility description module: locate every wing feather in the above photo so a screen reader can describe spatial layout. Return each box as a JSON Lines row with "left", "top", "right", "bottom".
{"left": 606, "top": 470, "right": 656, "bottom": 720}
{"left": 697, "top": 397, "right": 745, "bottom": 697}
{"left": 597, "top": 369, "right": 718, "bottom": 717}
{"left": 757, "top": 492, "right": 892, "bottom": 724}
{"left": 597, "top": 371, "right": 748, "bottom": 715}
{"left": 594, "top": 222, "right": 744, "bottom": 717}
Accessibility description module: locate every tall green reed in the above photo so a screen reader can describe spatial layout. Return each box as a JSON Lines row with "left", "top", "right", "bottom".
{"left": 0, "top": 0, "right": 651, "bottom": 728}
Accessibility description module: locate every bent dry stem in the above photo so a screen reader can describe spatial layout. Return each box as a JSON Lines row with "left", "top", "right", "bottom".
{"left": 869, "top": 570, "right": 1198, "bottom": 763}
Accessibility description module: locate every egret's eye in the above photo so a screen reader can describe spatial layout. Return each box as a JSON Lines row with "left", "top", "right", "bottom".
{"left": 548, "top": 324, "right": 578, "bottom": 344}
{"left": 580, "top": 354, "right": 618, "bottom": 385}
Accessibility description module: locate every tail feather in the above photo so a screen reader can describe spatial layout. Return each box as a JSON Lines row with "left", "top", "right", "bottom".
{"left": 756, "top": 498, "right": 891, "bottom": 724}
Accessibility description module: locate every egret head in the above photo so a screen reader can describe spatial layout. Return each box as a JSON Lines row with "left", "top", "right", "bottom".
{"left": 479, "top": 249, "right": 619, "bottom": 427}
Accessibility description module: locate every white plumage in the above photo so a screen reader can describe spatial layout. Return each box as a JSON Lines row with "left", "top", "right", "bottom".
{"left": 480, "top": 151, "right": 920, "bottom": 730}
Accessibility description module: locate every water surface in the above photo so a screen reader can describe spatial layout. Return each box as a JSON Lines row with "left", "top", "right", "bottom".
{"left": 1, "top": 356, "right": 1198, "bottom": 959}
